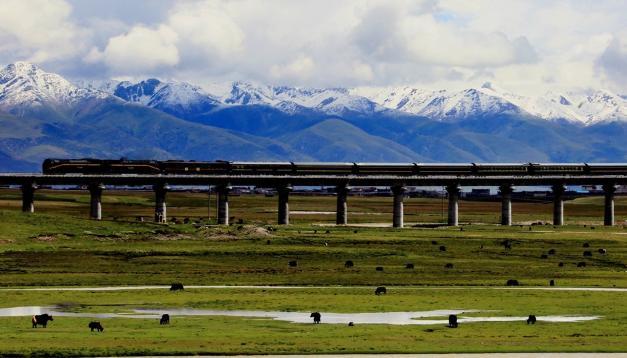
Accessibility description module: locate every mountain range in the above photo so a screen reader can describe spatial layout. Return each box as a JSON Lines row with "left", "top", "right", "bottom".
{"left": 1, "top": 61, "right": 626, "bottom": 172}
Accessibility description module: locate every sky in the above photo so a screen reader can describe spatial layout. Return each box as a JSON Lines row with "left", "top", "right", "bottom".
{"left": 0, "top": 0, "right": 625, "bottom": 94}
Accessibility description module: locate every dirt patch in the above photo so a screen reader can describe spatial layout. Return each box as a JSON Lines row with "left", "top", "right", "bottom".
{"left": 199, "top": 225, "right": 274, "bottom": 240}
{"left": 239, "top": 225, "right": 273, "bottom": 237}
{"left": 33, "top": 235, "right": 56, "bottom": 242}
{"left": 153, "top": 234, "right": 193, "bottom": 241}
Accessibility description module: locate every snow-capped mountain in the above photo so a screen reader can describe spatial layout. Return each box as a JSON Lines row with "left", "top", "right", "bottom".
{"left": 2, "top": 61, "right": 625, "bottom": 125}
{"left": 112, "top": 79, "right": 220, "bottom": 111}
{"left": 352, "top": 82, "right": 627, "bottom": 125}
{"left": 0, "top": 61, "right": 106, "bottom": 113}
{"left": 352, "top": 84, "right": 521, "bottom": 120}
{"left": 2, "top": 61, "right": 627, "bottom": 172}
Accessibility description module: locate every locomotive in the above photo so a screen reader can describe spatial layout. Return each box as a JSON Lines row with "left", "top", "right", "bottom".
{"left": 42, "top": 159, "right": 627, "bottom": 176}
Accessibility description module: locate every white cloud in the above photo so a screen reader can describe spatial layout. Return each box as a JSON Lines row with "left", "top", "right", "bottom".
{"left": 0, "top": 0, "right": 86, "bottom": 62}
{"left": 101, "top": 25, "right": 179, "bottom": 75}
{"left": 2, "top": 0, "right": 626, "bottom": 94}
{"left": 270, "top": 55, "right": 315, "bottom": 81}
{"left": 597, "top": 34, "right": 627, "bottom": 89}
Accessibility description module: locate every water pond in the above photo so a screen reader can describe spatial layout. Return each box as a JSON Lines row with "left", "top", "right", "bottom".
{"left": 0, "top": 306, "right": 600, "bottom": 325}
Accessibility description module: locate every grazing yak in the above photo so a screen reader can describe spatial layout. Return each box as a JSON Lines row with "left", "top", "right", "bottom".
{"left": 550, "top": 279, "right": 555, "bottom": 286}
{"left": 32, "top": 314, "right": 53, "bottom": 328}
{"left": 598, "top": 248, "right": 607, "bottom": 254}
{"left": 344, "top": 260, "right": 354, "bottom": 268}
{"left": 310, "top": 312, "right": 321, "bottom": 324}
{"left": 375, "top": 286, "right": 387, "bottom": 295}
{"left": 431, "top": 240, "right": 438, "bottom": 245}
{"left": 527, "top": 315, "right": 537, "bottom": 324}
{"left": 160, "top": 314, "right": 170, "bottom": 325}
{"left": 405, "top": 263, "right": 414, "bottom": 269}
{"left": 288, "top": 260, "right": 298, "bottom": 267}
{"left": 375, "top": 266, "right": 384, "bottom": 272}
{"left": 170, "top": 283, "right": 184, "bottom": 291}
{"left": 439, "top": 245, "right": 446, "bottom": 252}
{"left": 445, "top": 263, "right": 454, "bottom": 269}
{"left": 348, "top": 322, "right": 354, "bottom": 326}
{"left": 577, "top": 262, "right": 587, "bottom": 267}
{"left": 88, "top": 321, "right": 104, "bottom": 332}
{"left": 583, "top": 251, "right": 592, "bottom": 257}
{"left": 558, "top": 262, "right": 564, "bottom": 267}
{"left": 506, "top": 279, "right": 519, "bottom": 286}
{"left": 583, "top": 242, "right": 590, "bottom": 248}
{"left": 548, "top": 249, "right": 556, "bottom": 255}
{"left": 448, "top": 314, "right": 458, "bottom": 328}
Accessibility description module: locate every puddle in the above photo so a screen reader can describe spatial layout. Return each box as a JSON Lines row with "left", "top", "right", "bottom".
{"left": 0, "top": 306, "right": 599, "bottom": 325}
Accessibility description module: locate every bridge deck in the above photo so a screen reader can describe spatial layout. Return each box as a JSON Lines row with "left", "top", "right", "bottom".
{"left": 1, "top": 173, "right": 627, "bottom": 186}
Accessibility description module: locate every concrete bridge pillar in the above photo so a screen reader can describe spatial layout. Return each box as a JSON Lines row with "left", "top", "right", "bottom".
{"left": 603, "top": 184, "right": 617, "bottom": 226}
{"left": 21, "top": 182, "right": 37, "bottom": 213}
{"left": 153, "top": 183, "right": 169, "bottom": 223}
{"left": 392, "top": 185, "right": 406, "bottom": 228}
{"left": 217, "top": 184, "right": 231, "bottom": 225}
{"left": 552, "top": 184, "right": 566, "bottom": 226}
{"left": 499, "top": 184, "right": 514, "bottom": 226}
{"left": 336, "top": 184, "right": 349, "bottom": 225}
{"left": 277, "top": 184, "right": 292, "bottom": 225}
{"left": 88, "top": 183, "right": 105, "bottom": 220}
{"left": 446, "top": 184, "right": 461, "bottom": 226}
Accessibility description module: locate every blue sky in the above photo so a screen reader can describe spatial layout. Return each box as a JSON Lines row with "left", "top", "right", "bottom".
{"left": 0, "top": 0, "right": 625, "bottom": 94}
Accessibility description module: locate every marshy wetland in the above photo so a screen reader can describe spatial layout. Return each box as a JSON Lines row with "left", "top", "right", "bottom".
{"left": 0, "top": 189, "right": 626, "bottom": 356}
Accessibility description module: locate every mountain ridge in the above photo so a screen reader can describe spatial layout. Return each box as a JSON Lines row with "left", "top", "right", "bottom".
{"left": 1, "top": 61, "right": 627, "bottom": 172}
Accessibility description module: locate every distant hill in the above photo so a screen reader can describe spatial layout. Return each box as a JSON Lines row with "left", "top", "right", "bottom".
{"left": 1, "top": 61, "right": 626, "bottom": 172}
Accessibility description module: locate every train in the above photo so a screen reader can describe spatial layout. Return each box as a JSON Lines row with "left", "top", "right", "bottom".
{"left": 41, "top": 159, "right": 627, "bottom": 177}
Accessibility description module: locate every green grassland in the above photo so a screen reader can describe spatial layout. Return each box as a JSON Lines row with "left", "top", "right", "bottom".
{"left": 0, "top": 288, "right": 626, "bottom": 356}
{"left": 0, "top": 189, "right": 626, "bottom": 355}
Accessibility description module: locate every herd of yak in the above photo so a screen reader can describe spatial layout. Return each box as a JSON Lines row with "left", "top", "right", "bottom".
{"left": 30, "top": 282, "right": 543, "bottom": 331}
{"left": 28, "top": 239, "right": 607, "bottom": 331}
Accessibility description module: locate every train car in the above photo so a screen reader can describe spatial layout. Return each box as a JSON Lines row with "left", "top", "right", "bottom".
{"left": 352, "top": 163, "right": 417, "bottom": 176}
{"left": 43, "top": 159, "right": 160, "bottom": 174}
{"left": 415, "top": 163, "right": 475, "bottom": 175}
{"left": 528, "top": 163, "right": 587, "bottom": 175}
{"left": 472, "top": 163, "right": 529, "bottom": 175}
{"left": 229, "top": 161, "right": 296, "bottom": 175}
{"left": 292, "top": 162, "right": 356, "bottom": 176}
{"left": 159, "top": 160, "right": 231, "bottom": 175}
{"left": 584, "top": 163, "right": 627, "bottom": 175}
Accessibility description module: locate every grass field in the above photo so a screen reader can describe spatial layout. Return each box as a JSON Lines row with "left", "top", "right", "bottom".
{"left": 0, "top": 189, "right": 626, "bottom": 356}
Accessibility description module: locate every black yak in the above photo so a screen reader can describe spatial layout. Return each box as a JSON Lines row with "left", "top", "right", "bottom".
{"left": 310, "top": 312, "right": 321, "bottom": 324}
{"left": 527, "top": 315, "right": 537, "bottom": 324}
{"left": 32, "top": 314, "right": 53, "bottom": 328}
{"left": 375, "top": 286, "right": 387, "bottom": 295}
{"left": 170, "top": 283, "right": 184, "bottom": 291}
{"left": 88, "top": 321, "right": 104, "bottom": 332}
{"left": 448, "top": 314, "right": 458, "bottom": 328}
{"left": 160, "top": 314, "right": 170, "bottom": 325}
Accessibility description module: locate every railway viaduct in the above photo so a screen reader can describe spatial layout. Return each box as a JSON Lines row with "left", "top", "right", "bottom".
{"left": 1, "top": 170, "right": 625, "bottom": 227}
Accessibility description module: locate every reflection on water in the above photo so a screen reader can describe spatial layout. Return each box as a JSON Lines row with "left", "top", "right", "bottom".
{"left": 0, "top": 306, "right": 600, "bottom": 325}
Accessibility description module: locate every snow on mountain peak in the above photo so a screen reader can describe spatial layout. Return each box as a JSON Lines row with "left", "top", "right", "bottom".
{"left": 0, "top": 61, "right": 104, "bottom": 110}
{"left": 1, "top": 62, "right": 624, "bottom": 125}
